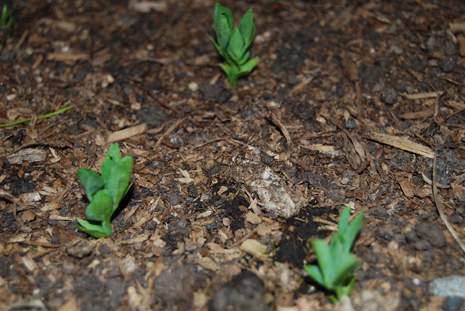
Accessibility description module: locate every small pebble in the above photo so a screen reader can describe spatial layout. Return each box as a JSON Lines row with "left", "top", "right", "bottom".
{"left": 415, "top": 223, "right": 446, "bottom": 248}
{"left": 443, "top": 296, "right": 464, "bottom": 311}
{"left": 440, "top": 57, "right": 456, "bottom": 72}
{"left": 381, "top": 87, "right": 398, "bottom": 105}
{"left": 188, "top": 82, "right": 198, "bottom": 92}
{"left": 344, "top": 117, "right": 357, "bottom": 129}
{"left": 414, "top": 240, "right": 430, "bottom": 251}
{"left": 66, "top": 241, "right": 93, "bottom": 259}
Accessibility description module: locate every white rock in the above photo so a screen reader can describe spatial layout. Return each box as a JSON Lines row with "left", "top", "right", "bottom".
{"left": 430, "top": 275, "right": 465, "bottom": 298}
{"left": 250, "top": 167, "right": 305, "bottom": 218}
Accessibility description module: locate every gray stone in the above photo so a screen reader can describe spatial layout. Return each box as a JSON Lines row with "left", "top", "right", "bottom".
{"left": 154, "top": 264, "right": 207, "bottom": 308}
{"left": 345, "top": 117, "right": 357, "bottom": 129}
{"left": 440, "top": 57, "right": 457, "bottom": 72}
{"left": 415, "top": 222, "right": 446, "bottom": 248}
{"left": 442, "top": 296, "right": 464, "bottom": 311}
{"left": 430, "top": 276, "right": 465, "bottom": 298}
{"left": 66, "top": 240, "right": 93, "bottom": 259}
{"left": 200, "top": 83, "right": 232, "bottom": 103}
{"left": 209, "top": 270, "right": 268, "bottom": 311}
{"left": 381, "top": 87, "right": 398, "bottom": 105}
{"left": 136, "top": 106, "right": 168, "bottom": 128}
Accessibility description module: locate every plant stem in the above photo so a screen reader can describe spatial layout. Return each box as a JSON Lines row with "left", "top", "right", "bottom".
{"left": 0, "top": 103, "right": 73, "bottom": 129}
{"left": 102, "top": 220, "right": 113, "bottom": 237}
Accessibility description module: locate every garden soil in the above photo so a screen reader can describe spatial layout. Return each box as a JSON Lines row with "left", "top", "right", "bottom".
{"left": 1, "top": 0, "right": 465, "bottom": 310}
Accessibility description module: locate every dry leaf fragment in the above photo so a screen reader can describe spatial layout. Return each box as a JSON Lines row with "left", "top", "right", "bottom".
{"left": 21, "top": 210, "right": 36, "bottom": 222}
{"left": 300, "top": 142, "right": 340, "bottom": 156}
{"left": 177, "top": 168, "right": 193, "bottom": 184}
{"left": 369, "top": 132, "right": 434, "bottom": 158}
{"left": 120, "top": 256, "right": 138, "bottom": 277}
{"left": 194, "top": 291, "right": 208, "bottom": 308}
{"left": 66, "top": 240, "right": 94, "bottom": 259}
{"left": 48, "top": 214, "right": 76, "bottom": 221}
{"left": 127, "top": 286, "right": 144, "bottom": 310}
{"left": 240, "top": 239, "right": 269, "bottom": 261}
{"left": 0, "top": 189, "right": 15, "bottom": 202}
{"left": 47, "top": 52, "right": 89, "bottom": 64}
{"left": 399, "top": 109, "right": 434, "bottom": 120}
{"left": 245, "top": 211, "right": 262, "bottom": 224}
{"left": 5, "top": 299, "right": 46, "bottom": 310}
{"left": 397, "top": 177, "right": 415, "bottom": 198}
{"left": 458, "top": 35, "right": 465, "bottom": 56}
{"left": 7, "top": 148, "right": 47, "bottom": 164}
{"left": 118, "top": 233, "right": 150, "bottom": 245}
{"left": 196, "top": 255, "right": 219, "bottom": 271}
{"left": 400, "top": 91, "right": 443, "bottom": 100}
{"left": 54, "top": 20, "right": 77, "bottom": 33}
{"left": 129, "top": 0, "right": 168, "bottom": 13}
{"left": 269, "top": 111, "right": 292, "bottom": 147}
{"left": 107, "top": 123, "right": 147, "bottom": 143}
{"left": 450, "top": 22, "right": 465, "bottom": 33}
{"left": 451, "top": 182, "right": 465, "bottom": 201}
{"left": 289, "top": 77, "right": 313, "bottom": 96}
{"left": 21, "top": 255, "right": 37, "bottom": 272}
{"left": 58, "top": 296, "right": 79, "bottom": 311}
{"left": 341, "top": 131, "right": 367, "bottom": 173}
{"left": 19, "top": 192, "right": 41, "bottom": 204}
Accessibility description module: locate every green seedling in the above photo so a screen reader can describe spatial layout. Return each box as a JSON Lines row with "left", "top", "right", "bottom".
{"left": 0, "top": 3, "right": 13, "bottom": 30}
{"left": 304, "top": 206, "right": 364, "bottom": 302}
{"left": 212, "top": 2, "right": 259, "bottom": 87}
{"left": 76, "top": 144, "right": 134, "bottom": 238}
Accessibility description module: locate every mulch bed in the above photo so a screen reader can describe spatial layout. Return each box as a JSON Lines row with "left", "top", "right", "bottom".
{"left": 1, "top": 1, "right": 465, "bottom": 310}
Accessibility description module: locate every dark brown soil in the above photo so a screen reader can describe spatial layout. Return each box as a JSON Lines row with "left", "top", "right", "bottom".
{"left": 1, "top": 1, "right": 465, "bottom": 310}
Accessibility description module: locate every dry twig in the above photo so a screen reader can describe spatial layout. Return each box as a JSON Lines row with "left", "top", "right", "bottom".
{"left": 432, "top": 155, "right": 465, "bottom": 253}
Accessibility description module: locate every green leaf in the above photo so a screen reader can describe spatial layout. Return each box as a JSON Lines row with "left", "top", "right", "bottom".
{"left": 101, "top": 143, "right": 122, "bottom": 184}
{"left": 220, "top": 63, "right": 239, "bottom": 87}
{"left": 338, "top": 207, "right": 351, "bottom": 233}
{"left": 227, "top": 28, "right": 246, "bottom": 64}
{"left": 77, "top": 168, "right": 104, "bottom": 201}
{"left": 343, "top": 211, "right": 364, "bottom": 252}
{"left": 213, "top": 2, "right": 233, "bottom": 49}
{"left": 99, "top": 144, "right": 133, "bottom": 209}
{"left": 331, "top": 252, "right": 359, "bottom": 287}
{"left": 337, "top": 207, "right": 363, "bottom": 253}
{"left": 211, "top": 37, "right": 226, "bottom": 58}
{"left": 237, "top": 50, "right": 251, "bottom": 66}
{"left": 238, "top": 57, "right": 259, "bottom": 76}
{"left": 0, "top": 5, "right": 12, "bottom": 28}
{"left": 311, "top": 239, "right": 334, "bottom": 288}
{"left": 214, "top": 3, "right": 233, "bottom": 32}
{"left": 104, "top": 156, "right": 134, "bottom": 210}
{"left": 238, "top": 8, "right": 255, "bottom": 49}
{"left": 335, "top": 277, "right": 356, "bottom": 300}
{"left": 304, "top": 264, "right": 325, "bottom": 287}
{"left": 77, "top": 219, "right": 112, "bottom": 238}
{"left": 84, "top": 189, "right": 113, "bottom": 222}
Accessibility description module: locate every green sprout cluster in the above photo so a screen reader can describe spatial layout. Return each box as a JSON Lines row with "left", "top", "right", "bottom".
{"left": 212, "top": 2, "right": 259, "bottom": 87}
{"left": 76, "top": 144, "right": 134, "bottom": 238}
{"left": 304, "top": 206, "right": 364, "bottom": 302}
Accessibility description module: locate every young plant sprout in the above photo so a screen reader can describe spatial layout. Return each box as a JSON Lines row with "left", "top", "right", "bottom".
{"left": 212, "top": 2, "right": 259, "bottom": 87}
{"left": 304, "top": 206, "right": 364, "bottom": 302}
{"left": 0, "top": 3, "right": 13, "bottom": 30}
{"left": 76, "top": 144, "right": 134, "bottom": 238}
